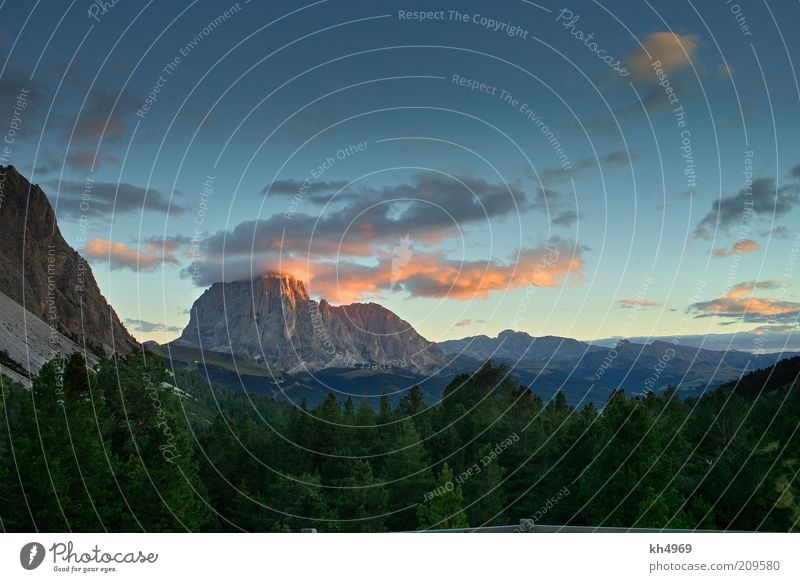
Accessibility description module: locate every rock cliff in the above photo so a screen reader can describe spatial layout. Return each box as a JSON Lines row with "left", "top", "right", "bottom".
{"left": 0, "top": 165, "right": 138, "bottom": 356}
{"left": 175, "top": 273, "right": 444, "bottom": 373}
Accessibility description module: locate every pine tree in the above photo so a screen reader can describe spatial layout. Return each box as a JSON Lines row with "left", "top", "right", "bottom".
{"left": 335, "top": 459, "right": 387, "bottom": 531}
{"left": 383, "top": 422, "right": 432, "bottom": 531}
{"left": 464, "top": 444, "right": 506, "bottom": 526}
{"left": 8, "top": 355, "right": 124, "bottom": 531}
{"left": 417, "top": 463, "right": 469, "bottom": 530}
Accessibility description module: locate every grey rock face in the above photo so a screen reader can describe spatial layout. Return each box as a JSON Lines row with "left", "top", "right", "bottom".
{"left": 176, "top": 273, "right": 444, "bottom": 373}
{"left": 0, "top": 166, "right": 138, "bottom": 356}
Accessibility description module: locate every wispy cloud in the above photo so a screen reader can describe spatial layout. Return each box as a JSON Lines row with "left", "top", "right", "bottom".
{"left": 539, "top": 149, "right": 637, "bottom": 184}
{"left": 710, "top": 239, "right": 760, "bottom": 257}
{"left": 618, "top": 298, "right": 660, "bottom": 309}
{"left": 47, "top": 179, "right": 184, "bottom": 218}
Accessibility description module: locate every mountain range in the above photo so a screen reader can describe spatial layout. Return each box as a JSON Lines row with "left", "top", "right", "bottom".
{"left": 439, "top": 330, "right": 792, "bottom": 404}
{"left": 166, "top": 275, "right": 793, "bottom": 405}
{"left": 0, "top": 166, "right": 795, "bottom": 406}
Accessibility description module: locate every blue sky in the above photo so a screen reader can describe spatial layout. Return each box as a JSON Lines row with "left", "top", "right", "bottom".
{"left": 2, "top": 0, "right": 800, "bottom": 346}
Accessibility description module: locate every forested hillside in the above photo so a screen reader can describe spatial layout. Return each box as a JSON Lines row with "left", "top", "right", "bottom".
{"left": 1, "top": 355, "right": 798, "bottom": 532}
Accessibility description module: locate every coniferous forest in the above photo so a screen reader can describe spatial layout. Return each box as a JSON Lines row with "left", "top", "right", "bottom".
{"left": 1, "top": 353, "right": 799, "bottom": 532}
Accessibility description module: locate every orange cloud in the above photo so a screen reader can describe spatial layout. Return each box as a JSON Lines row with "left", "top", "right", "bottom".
{"left": 209, "top": 241, "right": 585, "bottom": 304}
{"left": 84, "top": 239, "right": 179, "bottom": 271}
{"left": 627, "top": 32, "right": 699, "bottom": 81}
{"left": 688, "top": 281, "right": 800, "bottom": 323}
{"left": 711, "top": 239, "right": 760, "bottom": 257}
{"left": 372, "top": 245, "right": 581, "bottom": 303}
{"left": 454, "top": 319, "right": 472, "bottom": 327}
{"left": 618, "top": 298, "right": 660, "bottom": 309}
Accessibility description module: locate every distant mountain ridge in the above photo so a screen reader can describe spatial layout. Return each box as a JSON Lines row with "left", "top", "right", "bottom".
{"left": 593, "top": 331, "right": 800, "bottom": 353}
{"left": 438, "top": 329, "right": 602, "bottom": 362}
{"left": 0, "top": 166, "right": 137, "bottom": 364}
{"left": 439, "top": 329, "right": 784, "bottom": 367}
{"left": 174, "top": 273, "right": 445, "bottom": 374}
{"left": 438, "top": 329, "right": 797, "bottom": 404}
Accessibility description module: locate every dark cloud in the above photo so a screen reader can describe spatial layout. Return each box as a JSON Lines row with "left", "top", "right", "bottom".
{"left": 66, "top": 151, "right": 119, "bottom": 171}
{"left": 531, "top": 186, "right": 579, "bottom": 227}
{"left": 0, "top": 68, "right": 46, "bottom": 104}
{"left": 583, "top": 78, "right": 692, "bottom": 135}
{"left": 0, "top": 69, "right": 48, "bottom": 137}
{"left": 532, "top": 187, "right": 563, "bottom": 210}
{"left": 759, "top": 225, "right": 791, "bottom": 239}
{"left": 790, "top": 162, "right": 800, "bottom": 179}
{"left": 141, "top": 234, "right": 193, "bottom": 247}
{"left": 34, "top": 151, "right": 119, "bottom": 174}
{"left": 47, "top": 179, "right": 184, "bottom": 218}
{"left": 263, "top": 178, "right": 351, "bottom": 200}
{"left": 618, "top": 78, "right": 690, "bottom": 117}
{"left": 539, "top": 149, "right": 637, "bottom": 184}
{"left": 62, "top": 89, "right": 139, "bottom": 146}
{"left": 552, "top": 209, "right": 579, "bottom": 227}
{"left": 202, "top": 173, "right": 528, "bottom": 259}
{"left": 693, "top": 177, "right": 800, "bottom": 239}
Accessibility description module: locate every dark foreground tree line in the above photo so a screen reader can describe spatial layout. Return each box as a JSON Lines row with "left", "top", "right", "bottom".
{"left": 1, "top": 353, "right": 799, "bottom": 532}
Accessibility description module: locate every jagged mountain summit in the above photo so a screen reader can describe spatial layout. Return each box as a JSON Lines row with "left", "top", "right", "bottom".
{"left": 174, "top": 273, "right": 445, "bottom": 373}
{"left": 0, "top": 165, "right": 138, "bottom": 364}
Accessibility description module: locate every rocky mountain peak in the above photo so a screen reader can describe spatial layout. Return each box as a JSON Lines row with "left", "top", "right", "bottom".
{"left": 0, "top": 165, "right": 138, "bottom": 357}
{"left": 259, "top": 272, "right": 309, "bottom": 301}
{"left": 176, "top": 274, "right": 444, "bottom": 373}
